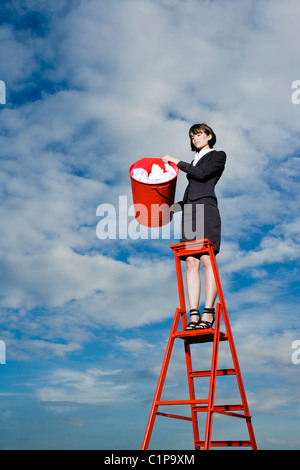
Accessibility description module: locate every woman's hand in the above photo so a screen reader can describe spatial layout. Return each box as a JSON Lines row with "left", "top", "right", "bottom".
{"left": 162, "top": 155, "right": 180, "bottom": 165}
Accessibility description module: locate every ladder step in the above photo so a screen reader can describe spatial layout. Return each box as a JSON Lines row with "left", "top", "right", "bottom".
{"left": 190, "top": 368, "right": 236, "bottom": 378}
{"left": 174, "top": 329, "right": 228, "bottom": 344}
{"left": 194, "top": 404, "right": 244, "bottom": 413}
{"left": 157, "top": 399, "right": 208, "bottom": 406}
{"left": 156, "top": 412, "right": 193, "bottom": 422}
{"left": 197, "top": 440, "right": 252, "bottom": 447}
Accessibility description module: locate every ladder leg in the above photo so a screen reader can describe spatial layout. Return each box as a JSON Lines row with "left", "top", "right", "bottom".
{"left": 223, "top": 309, "right": 257, "bottom": 450}
{"left": 208, "top": 246, "right": 258, "bottom": 450}
{"left": 224, "top": 313, "right": 258, "bottom": 450}
{"left": 204, "top": 303, "right": 222, "bottom": 450}
{"left": 141, "top": 308, "right": 181, "bottom": 450}
{"left": 175, "top": 248, "right": 200, "bottom": 448}
{"left": 184, "top": 341, "right": 200, "bottom": 449}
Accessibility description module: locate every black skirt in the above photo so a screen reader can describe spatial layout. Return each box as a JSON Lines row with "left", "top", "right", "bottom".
{"left": 180, "top": 197, "right": 221, "bottom": 254}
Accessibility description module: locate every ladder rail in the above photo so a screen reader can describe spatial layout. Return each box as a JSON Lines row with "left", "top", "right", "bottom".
{"left": 208, "top": 243, "right": 257, "bottom": 450}
{"left": 203, "top": 302, "right": 222, "bottom": 450}
{"left": 173, "top": 242, "right": 201, "bottom": 448}
{"left": 141, "top": 307, "right": 181, "bottom": 450}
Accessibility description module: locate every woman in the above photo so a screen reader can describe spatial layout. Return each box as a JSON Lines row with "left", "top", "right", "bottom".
{"left": 163, "top": 123, "right": 226, "bottom": 330}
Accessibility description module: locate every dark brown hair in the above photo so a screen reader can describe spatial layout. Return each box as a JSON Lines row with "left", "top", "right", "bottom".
{"left": 189, "top": 123, "right": 216, "bottom": 152}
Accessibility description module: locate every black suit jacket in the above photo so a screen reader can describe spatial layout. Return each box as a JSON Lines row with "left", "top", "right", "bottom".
{"left": 177, "top": 150, "right": 226, "bottom": 204}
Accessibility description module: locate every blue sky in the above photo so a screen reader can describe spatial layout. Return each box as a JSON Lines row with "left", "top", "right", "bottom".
{"left": 0, "top": 0, "right": 300, "bottom": 450}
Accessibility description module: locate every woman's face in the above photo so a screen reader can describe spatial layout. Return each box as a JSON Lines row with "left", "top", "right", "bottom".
{"left": 191, "top": 131, "right": 212, "bottom": 150}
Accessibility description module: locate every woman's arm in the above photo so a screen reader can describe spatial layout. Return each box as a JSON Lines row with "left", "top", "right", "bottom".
{"left": 162, "top": 155, "right": 180, "bottom": 165}
{"left": 177, "top": 151, "right": 226, "bottom": 181}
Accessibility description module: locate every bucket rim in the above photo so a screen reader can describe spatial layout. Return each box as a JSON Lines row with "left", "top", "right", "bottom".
{"left": 129, "top": 157, "right": 179, "bottom": 186}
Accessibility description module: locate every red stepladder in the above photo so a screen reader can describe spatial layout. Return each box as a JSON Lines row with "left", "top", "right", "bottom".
{"left": 141, "top": 239, "right": 257, "bottom": 450}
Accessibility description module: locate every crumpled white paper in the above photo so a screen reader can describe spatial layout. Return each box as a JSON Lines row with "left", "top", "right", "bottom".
{"left": 132, "top": 163, "right": 177, "bottom": 184}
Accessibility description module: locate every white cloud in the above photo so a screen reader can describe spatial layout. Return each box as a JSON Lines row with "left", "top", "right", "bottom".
{"left": 36, "top": 367, "right": 129, "bottom": 404}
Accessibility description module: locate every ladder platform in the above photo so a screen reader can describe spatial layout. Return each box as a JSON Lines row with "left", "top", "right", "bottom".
{"left": 174, "top": 328, "right": 228, "bottom": 344}
{"left": 170, "top": 239, "right": 214, "bottom": 258}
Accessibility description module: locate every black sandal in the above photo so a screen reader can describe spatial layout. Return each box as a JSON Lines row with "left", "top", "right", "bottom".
{"left": 196, "top": 307, "right": 215, "bottom": 329}
{"left": 185, "top": 309, "right": 201, "bottom": 331}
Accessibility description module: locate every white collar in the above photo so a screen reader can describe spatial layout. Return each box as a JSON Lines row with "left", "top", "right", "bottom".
{"left": 193, "top": 147, "right": 214, "bottom": 166}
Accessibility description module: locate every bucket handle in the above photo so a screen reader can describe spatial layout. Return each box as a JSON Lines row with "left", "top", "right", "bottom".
{"left": 151, "top": 184, "right": 173, "bottom": 200}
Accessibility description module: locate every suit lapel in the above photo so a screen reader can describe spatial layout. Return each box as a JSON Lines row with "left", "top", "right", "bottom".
{"left": 194, "top": 149, "right": 216, "bottom": 167}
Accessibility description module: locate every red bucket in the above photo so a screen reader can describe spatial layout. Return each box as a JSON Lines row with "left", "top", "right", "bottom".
{"left": 129, "top": 158, "right": 179, "bottom": 227}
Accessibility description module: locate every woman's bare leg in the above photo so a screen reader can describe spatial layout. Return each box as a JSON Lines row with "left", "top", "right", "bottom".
{"left": 185, "top": 255, "right": 201, "bottom": 324}
{"left": 185, "top": 254, "right": 218, "bottom": 328}
{"left": 200, "top": 254, "right": 217, "bottom": 325}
